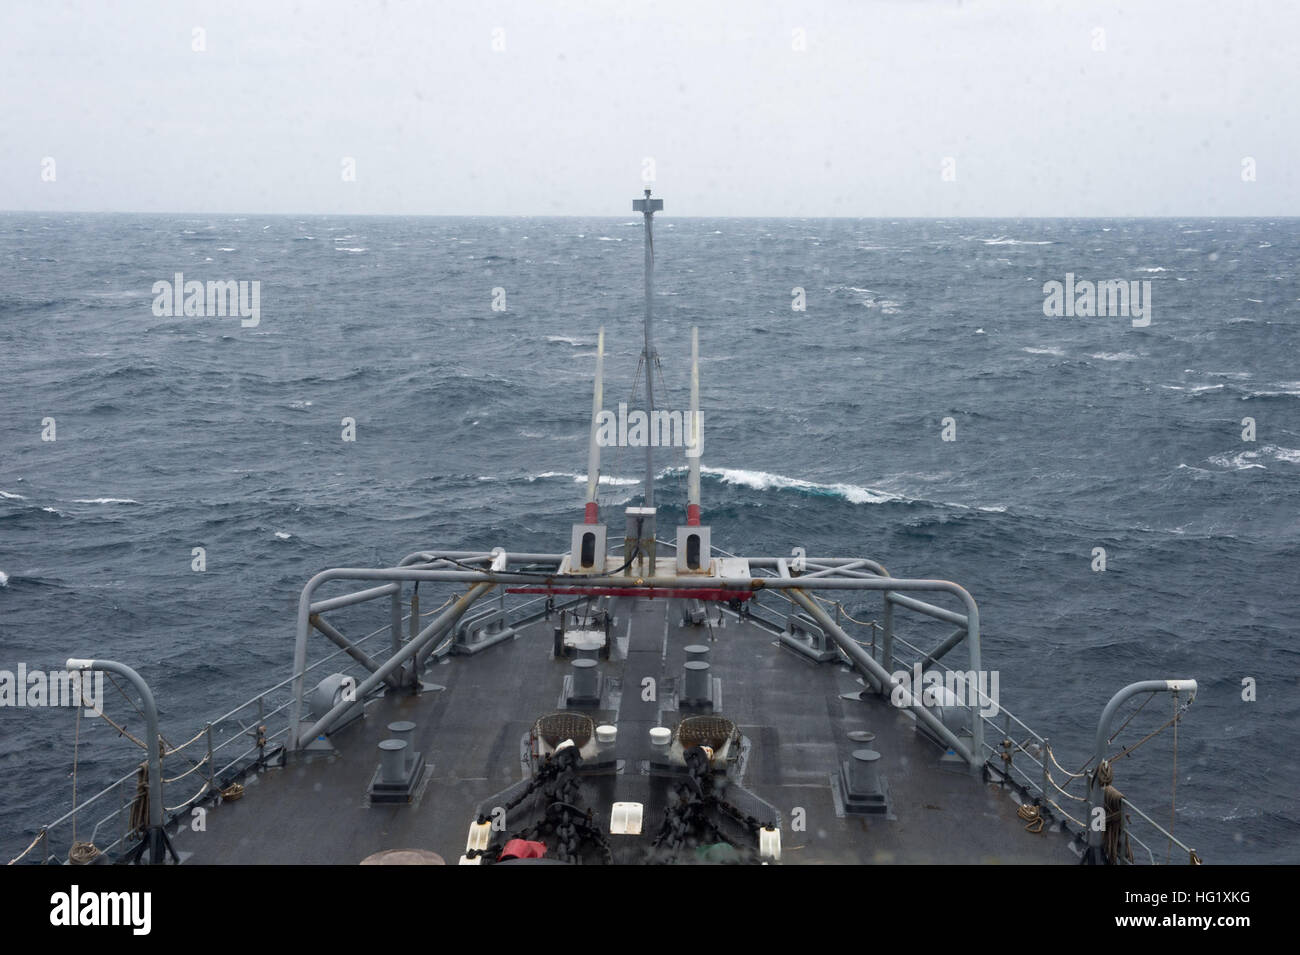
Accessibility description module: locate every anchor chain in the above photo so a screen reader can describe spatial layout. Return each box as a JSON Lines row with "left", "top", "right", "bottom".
{"left": 480, "top": 745, "right": 612, "bottom": 864}
{"left": 649, "top": 745, "right": 770, "bottom": 864}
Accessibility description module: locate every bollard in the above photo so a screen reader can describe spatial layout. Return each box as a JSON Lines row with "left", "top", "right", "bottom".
{"left": 379, "top": 739, "right": 408, "bottom": 784}
{"left": 684, "top": 660, "right": 711, "bottom": 702}
{"left": 388, "top": 721, "right": 416, "bottom": 772}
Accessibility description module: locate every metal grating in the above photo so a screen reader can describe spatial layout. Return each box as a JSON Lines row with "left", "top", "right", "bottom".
{"left": 535, "top": 712, "right": 594, "bottom": 749}
{"left": 677, "top": 715, "right": 737, "bottom": 751}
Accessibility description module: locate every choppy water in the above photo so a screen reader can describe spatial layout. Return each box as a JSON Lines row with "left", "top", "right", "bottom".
{"left": 2, "top": 214, "right": 1297, "bottom": 863}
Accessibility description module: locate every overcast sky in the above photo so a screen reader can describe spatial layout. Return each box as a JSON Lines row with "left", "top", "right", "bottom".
{"left": 2, "top": 0, "right": 1296, "bottom": 217}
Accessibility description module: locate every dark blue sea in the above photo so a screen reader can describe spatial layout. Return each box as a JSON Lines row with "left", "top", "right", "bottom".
{"left": 2, "top": 214, "right": 1297, "bottom": 863}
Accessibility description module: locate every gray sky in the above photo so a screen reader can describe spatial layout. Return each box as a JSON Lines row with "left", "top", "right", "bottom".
{"left": 2, "top": 0, "right": 1296, "bottom": 216}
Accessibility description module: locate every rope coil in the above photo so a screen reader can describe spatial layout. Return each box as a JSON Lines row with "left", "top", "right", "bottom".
{"left": 1017, "top": 804, "right": 1044, "bottom": 833}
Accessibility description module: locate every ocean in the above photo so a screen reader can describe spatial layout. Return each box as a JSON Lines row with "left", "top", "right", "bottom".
{"left": 1, "top": 213, "right": 1297, "bottom": 863}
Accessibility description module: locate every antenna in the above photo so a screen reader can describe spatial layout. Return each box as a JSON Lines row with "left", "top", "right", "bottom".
{"left": 584, "top": 326, "right": 605, "bottom": 523}
{"left": 687, "top": 326, "right": 701, "bottom": 525}
{"left": 570, "top": 326, "right": 610, "bottom": 572}
{"left": 632, "top": 188, "right": 663, "bottom": 507}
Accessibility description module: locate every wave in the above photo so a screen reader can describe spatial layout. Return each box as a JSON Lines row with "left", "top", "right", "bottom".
{"left": 1197, "top": 370, "right": 1252, "bottom": 380}
{"left": 700, "top": 467, "right": 900, "bottom": 505}
{"left": 0, "top": 490, "right": 26, "bottom": 500}
{"left": 1245, "top": 382, "right": 1300, "bottom": 398}
{"left": 1208, "top": 445, "right": 1300, "bottom": 470}
{"left": 528, "top": 471, "right": 641, "bottom": 486}
{"left": 982, "top": 236, "right": 1052, "bottom": 245}
{"left": 1022, "top": 346, "right": 1065, "bottom": 357}
{"left": 71, "top": 497, "right": 140, "bottom": 505}
{"left": 1088, "top": 352, "right": 1139, "bottom": 361}
{"left": 695, "top": 466, "right": 1011, "bottom": 514}
{"left": 0, "top": 571, "right": 7, "bottom": 586}
{"left": 545, "top": 336, "right": 594, "bottom": 346}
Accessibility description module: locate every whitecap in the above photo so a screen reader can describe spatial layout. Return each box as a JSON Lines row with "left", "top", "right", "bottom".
{"left": 1088, "top": 352, "right": 1139, "bottom": 361}
{"left": 529, "top": 471, "right": 640, "bottom": 486}
{"left": 1208, "top": 452, "right": 1264, "bottom": 470}
{"left": 982, "top": 236, "right": 1052, "bottom": 245}
{"left": 0, "top": 571, "right": 7, "bottom": 586}
{"left": 71, "top": 497, "right": 139, "bottom": 504}
{"left": 1022, "top": 346, "right": 1065, "bottom": 356}
{"left": 0, "top": 490, "right": 26, "bottom": 500}
{"left": 701, "top": 467, "right": 900, "bottom": 505}
{"left": 1247, "top": 382, "right": 1300, "bottom": 397}
{"left": 275, "top": 531, "right": 292, "bottom": 539}
{"left": 1208, "top": 445, "right": 1300, "bottom": 469}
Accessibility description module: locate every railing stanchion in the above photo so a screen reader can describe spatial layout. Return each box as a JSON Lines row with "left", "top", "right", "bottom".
{"left": 881, "top": 595, "right": 894, "bottom": 687}
{"left": 390, "top": 586, "right": 404, "bottom": 683}
{"left": 256, "top": 695, "right": 265, "bottom": 764}
{"left": 205, "top": 724, "right": 215, "bottom": 795}
{"left": 1042, "top": 736, "right": 1052, "bottom": 810}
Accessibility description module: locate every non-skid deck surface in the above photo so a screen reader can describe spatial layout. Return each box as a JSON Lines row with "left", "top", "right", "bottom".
{"left": 179, "top": 598, "right": 1074, "bottom": 864}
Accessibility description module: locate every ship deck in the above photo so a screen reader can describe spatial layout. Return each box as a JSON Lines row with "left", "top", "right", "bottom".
{"left": 176, "top": 596, "right": 1078, "bottom": 865}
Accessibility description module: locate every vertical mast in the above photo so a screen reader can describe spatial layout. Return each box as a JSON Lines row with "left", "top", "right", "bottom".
{"left": 632, "top": 188, "right": 663, "bottom": 507}
{"left": 584, "top": 326, "right": 605, "bottom": 523}
{"left": 687, "top": 325, "right": 701, "bottom": 525}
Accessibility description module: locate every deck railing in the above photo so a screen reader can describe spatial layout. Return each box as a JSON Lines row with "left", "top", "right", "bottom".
{"left": 12, "top": 545, "right": 1197, "bottom": 865}
{"left": 740, "top": 582, "right": 1199, "bottom": 865}
{"left": 9, "top": 574, "right": 586, "bottom": 865}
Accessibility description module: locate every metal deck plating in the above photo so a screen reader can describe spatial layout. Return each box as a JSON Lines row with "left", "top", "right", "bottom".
{"left": 174, "top": 585, "right": 1074, "bottom": 864}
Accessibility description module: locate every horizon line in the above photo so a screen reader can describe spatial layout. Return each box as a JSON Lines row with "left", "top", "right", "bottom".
{"left": 3, "top": 209, "right": 1299, "bottom": 220}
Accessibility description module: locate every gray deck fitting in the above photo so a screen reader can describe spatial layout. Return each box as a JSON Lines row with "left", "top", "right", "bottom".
{"left": 368, "top": 737, "right": 428, "bottom": 805}
{"left": 565, "top": 658, "right": 602, "bottom": 706}
{"left": 835, "top": 748, "right": 892, "bottom": 817}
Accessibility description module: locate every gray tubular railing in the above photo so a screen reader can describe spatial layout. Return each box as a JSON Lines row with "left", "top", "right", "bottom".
{"left": 11, "top": 575, "right": 600, "bottom": 864}
{"left": 751, "top": 584, "right": 1195, "bottom": 865}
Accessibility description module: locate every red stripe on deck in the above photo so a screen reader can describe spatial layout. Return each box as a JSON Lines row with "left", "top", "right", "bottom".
{"left": 507, "top": 586, "right": 752, "bottom": 601}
